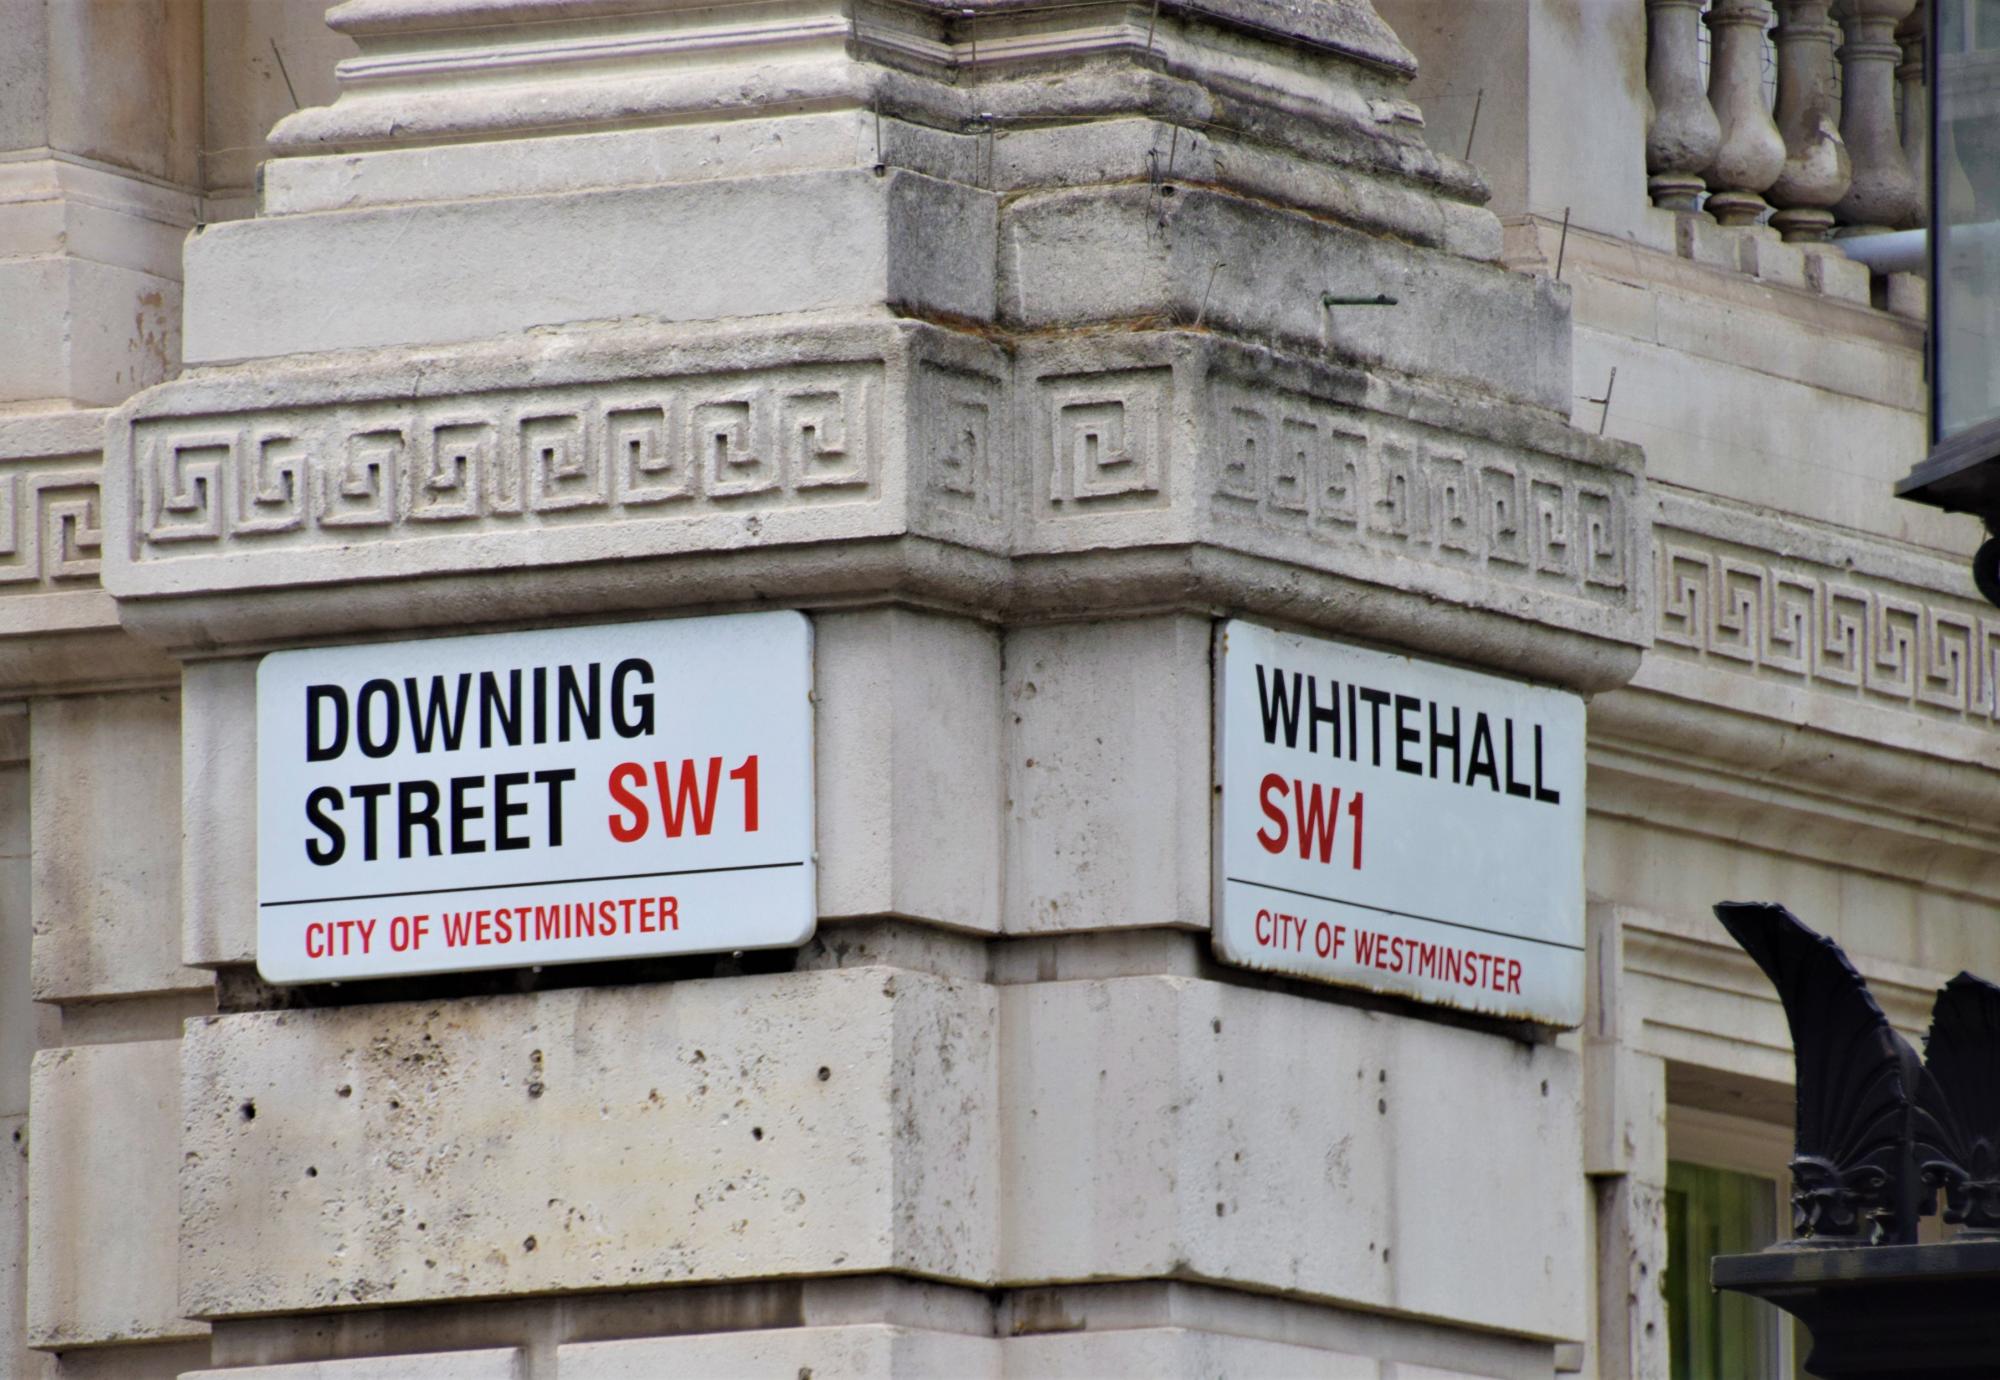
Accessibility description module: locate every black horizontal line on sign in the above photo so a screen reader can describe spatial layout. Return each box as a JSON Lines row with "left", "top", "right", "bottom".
{"left": 262, "top": 859, "right": 808, "bottom": 909}
{"left": 1222, "top": 876, "right": 1585, "bottom": 952}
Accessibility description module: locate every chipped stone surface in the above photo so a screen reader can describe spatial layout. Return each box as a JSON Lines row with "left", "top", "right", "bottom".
{"left": 27, "top": 1040, "right": 205, "bottom": 1348}
{"left": 999, "top": 977, "right": 1586, "bottom": 1342}
{"left": 179, "top": 969, "right": 997, "bottom": 1318}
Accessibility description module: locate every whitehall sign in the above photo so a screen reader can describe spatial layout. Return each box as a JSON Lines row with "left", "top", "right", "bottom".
{"left": 255, "top": 611, "right": 815, "bottom": 983}
{"left": 1214, "top": 620, "right": 1585, "bottom": 1026}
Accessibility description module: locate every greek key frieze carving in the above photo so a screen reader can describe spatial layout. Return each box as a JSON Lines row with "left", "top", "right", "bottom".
{"left": 0, "top": 470, "right": 105, "bottom": 585}
{"left": 1656, "top": 536, "right": 2000, "bottom": 723}
{"left": 915, "top": 363, "right": 1002, "bottom": 516}
{"left": 1038, "top": 368, "right": 1169, "bottom": 513}
{"left": 1206, "top": 378, "right": 1631, "bottom": 598}
{"left": 131, "top": 365, "right": 882, "bottom": 555}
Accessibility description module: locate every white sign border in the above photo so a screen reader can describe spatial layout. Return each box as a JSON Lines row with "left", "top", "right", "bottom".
{"left": 1209, "top": 618, "right": 1586, "bottom": 1027}
{"left": 253, "top": 610, "right": 818, "bottom": 985}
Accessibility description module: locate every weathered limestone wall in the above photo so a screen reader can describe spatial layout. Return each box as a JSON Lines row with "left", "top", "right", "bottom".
{"left": 0, "top": 1, "right": 198, "bottom": 409}
{"left": 31, "top": 1, "right": 1986, "bottom": 1378}
{"left": 0, "top": 0, "right": 1646, "bottom": 1376}
{"left": 2, "top": 3, "right": 209, "bottom": 1376}
{"left": 1381, "top": 6, "right": 1989, "bottom": 1378}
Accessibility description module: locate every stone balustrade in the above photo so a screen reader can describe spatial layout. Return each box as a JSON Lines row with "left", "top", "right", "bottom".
{"left": 1645, "top": 0, "right": 1926, "bottom": 242}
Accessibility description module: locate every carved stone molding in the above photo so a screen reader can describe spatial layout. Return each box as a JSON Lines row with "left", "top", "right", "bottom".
{"left": 0, "top": 468, "right": 104, "bottom": 589}
{"left": 274, "top": 0, "right": 1420, "bottom": 157}
{"left": 0, "top": 409, "right": 174, "bottom": 695}
{"left": 992, "top": 332, "right": 1644, "bottom": 652}
{"left": 1204, "top": 374, "right": 1634, "bottom": 608}
{"left": 101, "top": 318, "right": 1646, "bottom": 692}
{"left": 1650, "top": 492, "right": 2000, "bottom": 733}
{"left": 130, "top": 365, "right": 883, "bottom": 558}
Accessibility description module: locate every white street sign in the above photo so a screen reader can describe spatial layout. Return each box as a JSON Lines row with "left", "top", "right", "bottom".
{"left": 1214, "top": 620, "right": 1585, "bottom": 1026}
{"left": 256, "top": 611, "right": 814, "bottom": 983}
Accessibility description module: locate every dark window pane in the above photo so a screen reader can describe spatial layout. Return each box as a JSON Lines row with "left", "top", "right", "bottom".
{"left": 1664, "top": 1160, "right": 1782, "bottom": 1380}
{"left": 1935, "top": 2, "right": 2000, "bottom": 440}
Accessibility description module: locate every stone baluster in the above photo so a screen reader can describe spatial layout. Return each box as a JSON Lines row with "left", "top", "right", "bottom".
{"left": 1704, "top": 0, "right": 1789, "bottom": 224}
{"left": 1646, "top": 0, "right": 1722, "bottom": 210}
{"left": 1833, "top": 0, "right": 1921, "bottom": 233}
{"left": 1898, "top": 2, "right": 1928, "bottom": 223}
{"left": 1767, "top": 0, "right": 1853, "bottom": 241}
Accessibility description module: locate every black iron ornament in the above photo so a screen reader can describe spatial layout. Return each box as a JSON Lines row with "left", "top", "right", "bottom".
{"left": 1710, "top": 901, "right": 2000, "bottom": 1377}
{"left": 1915, "top": 973, "right": 2000, "bottom": 1235}
{"left": 1712, "top": 901, "right": 1929, "bottom": 1245}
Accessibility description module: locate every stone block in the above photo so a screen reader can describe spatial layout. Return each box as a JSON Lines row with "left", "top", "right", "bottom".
{"left": 1000, "top": 184, "right": 1571, "bottom": 414}
{"left": 181, "top": 658, "right": 258, "bottom": 969}
{"left": 0, "top": 0, "right": 51, "bottom": 151}
{"left": 201, "top": 1, "right": 356, "bottom": 217}
{"left": 1008, "top": 1328, "right": 1379, "bottom": 1377}
{"left": 815, "top": 610, "right": 1002, "bottom": 932}
{"left": 1582, "top": 1041, "right": 1665, "bottom": 1182}
{"left": 998, "top": 1280, "right": 1552, "bottom": 1377}
{"left": 1571, "top": 324, "right": 1934, "bottom": 547}
{"left": 1672, "top": 213, "right": 1736, "bottom": 271}
{"left": 264, "top": 114, "right": 882, "bottom": 217}
{"left": 1385, "top": 0, "right": 1652, "bottom": 242}
{"left": 27, "top": 1040, "right": 205, "bottom": 1348}
{"left": 0, "top": 166, "right": 185, "bottom": 406}
{"left": 43, "top": 0, "right": 202, "bottom": 186}
{"left": 0, "top": 764, "right": 30, "bottom": 1120}
{"left": 183, "top": 171, "right": 996, "bottom": 363}
{"left": 31, "top": 689, "right": 207, "bottom": 1002}
{"left": 1645, "top": 285, "right": 1918, "bottom": 411}
{"left": 999, "top": 976, "right": 1587, "bottom": 1341}
{"left": 0, "top": 158, "right": 194, "bottom": 280}
{"left": 1735, "top": 233, "right": 1807, "bottom": 291}
{"left": 1004, "top": 617, "right": 1210, "bottom": 934}
{"left": 557, "top": 1326, "right": 998, "bottom": 1378}
{"left": 182, "top": 1350, "right": 522, "bottom": 1380}
{"left": 0, "top": 260, "right": 83, "bottom": 407}
{"left": 52, "top": 1343, "right": 206, "bottom": 1378}
{"left": 1885, "top": 270, "right": 1926, "bottom": 321}
{"left": 1592, "top": 1174, "right": 1668, "bottom": 1380}
{"left": 1803, "top": 246, "right": 1871, "bottom": 306}
{"left": 1, "top": 1113, "right": 36, "bottom": 1377}
{"left": 180, "top": 969, "right": 998, "bottom": 1318}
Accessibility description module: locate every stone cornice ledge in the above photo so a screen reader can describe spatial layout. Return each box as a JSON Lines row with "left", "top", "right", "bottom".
{"left": 269, "top": 0, "right": 1460, "bottom": 210}
{"left": 101, "top": 314, "right": 1645, "bottom": 692}
{"left": 322, "top": 0, "right": 1413, "bottom": 70}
